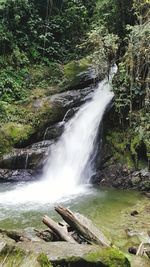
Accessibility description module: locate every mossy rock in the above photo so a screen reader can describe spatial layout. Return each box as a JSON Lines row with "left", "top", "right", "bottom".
{"left": 0, "top": 123, "right": 33, "bottom": 157}
{"left": 60, "top": 57, "right": 96, "bottom": 91}
{"left": 105, "top": 129, "right": 148, "bottom": 169}
{"left": 85, "top": 248, "right": 130, "bottom": 267}
{"left": 0, "top": 95, "right": 65, "bottom": 153}
{"left": 53, "top": 247, "right": 130, "bottom": 267}
{"left": 0, "top": 239, "right": 131, "bottom": 267}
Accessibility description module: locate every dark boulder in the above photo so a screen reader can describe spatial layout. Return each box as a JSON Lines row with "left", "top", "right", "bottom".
{"left": 50, "top": 86, "right": 94, "bottom": 110}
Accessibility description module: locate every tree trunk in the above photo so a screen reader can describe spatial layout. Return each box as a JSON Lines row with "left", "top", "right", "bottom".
{"left": 55, "top": 206, "right": 111, "bottom": 247}
{"left": 42, "top": 215, "right": 77, "bottom": 243}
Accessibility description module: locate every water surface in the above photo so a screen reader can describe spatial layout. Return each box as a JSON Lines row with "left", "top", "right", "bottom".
{"left": 0, "top": 184, "right": 149, "bottom": 252}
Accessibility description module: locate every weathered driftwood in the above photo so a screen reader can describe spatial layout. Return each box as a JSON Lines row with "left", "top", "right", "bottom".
{"left": 138, "top": 243, "right": 150, "bottom": 258}
{"left": 55, "top": 205, "right": 111, "bottom": 247}
{"left": 42, "top": 215, "right": 77, "bottom": 243}
{"left": 136, "top": 242, "right": 144, "bottom": 256}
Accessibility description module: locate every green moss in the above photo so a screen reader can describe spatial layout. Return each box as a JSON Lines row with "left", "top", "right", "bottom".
{"left": 37, "top": 253, "right": 53, "bottom": 267}
{"left": 0, "top": 91, "right": 65, "bottom": 156}
{"left": 0, "top": 123, "right": 33, "bottom": 156}
{"left": 84, "top": 248, "right": 130, "bottom": 267}
{"left": 60, "top": 57, "right": 92, "bottom": 90}
{"left": 106, "top": 130, "right": 134, "bottom": 168}
{"left": 0, "top": 58, "right": 94, "bottom": 157}
{"left": 106, "top": 129, "right": 148, "bottom": 169}
{"left": 64, "top": 58, "right": 91, "bottom": 79}
{"left": 2, "top": 123, "right": 33, "bottom": 142}
{"left": 55, "top": 248, "right": 130, "bottom": 267}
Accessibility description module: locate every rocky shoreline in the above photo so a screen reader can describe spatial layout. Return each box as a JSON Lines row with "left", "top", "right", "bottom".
{"left": 0, "top": 206, "right": 150, "bottom": 267}
{"left": 97, "top": 165, "right": 150, "bottom": 193}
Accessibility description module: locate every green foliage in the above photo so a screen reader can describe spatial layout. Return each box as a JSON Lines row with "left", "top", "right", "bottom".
{"left": 0, "top": 0, "right": 94, "bottom": 62}
{"left": 112, "top": 0, "right": 150, "bottom": 164}
{"left": 0, "top": 68, "right": 30, "bottom": 103}
{"left": 133, "top": 110, "right": 150, "bottom": 160}
{"left": 133, "top": 0, "right": 150, "bottom": 23}
{"left": 78, "top": 18, "right": 119, "bottom": 77}
{"left": 94, "top": 0, "right": 135, "bottom": 38}
{"left": 85, "top": 26, "right": 119, "bottom": 76}
{"left": 28, "top": 63, "right": 63, "bottom": 87}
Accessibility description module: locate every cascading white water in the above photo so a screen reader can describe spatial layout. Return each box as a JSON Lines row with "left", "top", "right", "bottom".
{"left": 0, "top": 66, "right": 117, "bottom": 207}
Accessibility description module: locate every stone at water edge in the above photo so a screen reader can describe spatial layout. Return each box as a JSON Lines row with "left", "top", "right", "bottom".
{"left": 16, "top": 241, "right": 130, "bottom": 267}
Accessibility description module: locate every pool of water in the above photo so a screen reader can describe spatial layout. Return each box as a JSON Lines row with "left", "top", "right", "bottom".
{"left": 0, "top": 184, "right": 150, "bottom": 253}
{"left": 0, "top": 183, "right": 149, "bottom": 252}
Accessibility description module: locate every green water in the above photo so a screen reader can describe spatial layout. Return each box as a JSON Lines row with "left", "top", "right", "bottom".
{"left": 0, "top": 185, "right": 150, "bottom": 252}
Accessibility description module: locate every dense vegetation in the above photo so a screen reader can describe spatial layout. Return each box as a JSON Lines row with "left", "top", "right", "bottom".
{"left": 0, "top": 0, "right": 149, "bottom": 169}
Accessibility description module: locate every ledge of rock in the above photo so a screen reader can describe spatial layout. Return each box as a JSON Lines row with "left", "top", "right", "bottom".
{"left": 0, "top": 234, "right": 131, "bottom": 267}
{"left": 50, "top": 86, "right": 94, "bottom": 109}
{"left": 0, "top": 140, "right": 53, "bottom": 170}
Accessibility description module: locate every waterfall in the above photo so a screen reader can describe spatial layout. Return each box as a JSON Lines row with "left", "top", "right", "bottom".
{"left": 0, "top": 66, "right": 117, "bottom": 206}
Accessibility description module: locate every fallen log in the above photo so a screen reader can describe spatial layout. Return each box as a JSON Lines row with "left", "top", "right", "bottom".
{"left": 55, "top": 206, "right": 111, "bottom": 247}
{"left": 136, "top": 242, "right": 144, "bottom": 256}
{"left": 42, "top": 215, "right": 77, "bottom": 243}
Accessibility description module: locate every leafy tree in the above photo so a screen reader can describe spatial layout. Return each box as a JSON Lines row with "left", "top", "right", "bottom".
{"left": 113, "top": 0, "right": 150, "bottom": 167}
{"left": 94, "top": 0, "right": 135, "bottom": 38}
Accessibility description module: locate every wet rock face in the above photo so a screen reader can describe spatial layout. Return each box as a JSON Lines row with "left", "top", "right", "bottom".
{"left": 50, "top": 86, "right": 94, "bottom": 109}
{"left": 0, "top": 141, "right": 53, "bottom": 171}
{"left": 43, "top": 122, "right": 64, "bottom": 141}
{"left": 0, "top": 149, "right": 46, "bottom": 170}
{"left": 0, "top": 86, "right": 95, "bottom": 173}
{"left": 20, "top": 86, "right": 95, "bottom": 148}
{"left": 63, "top": 107, "right": 79, "bottom": 122}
